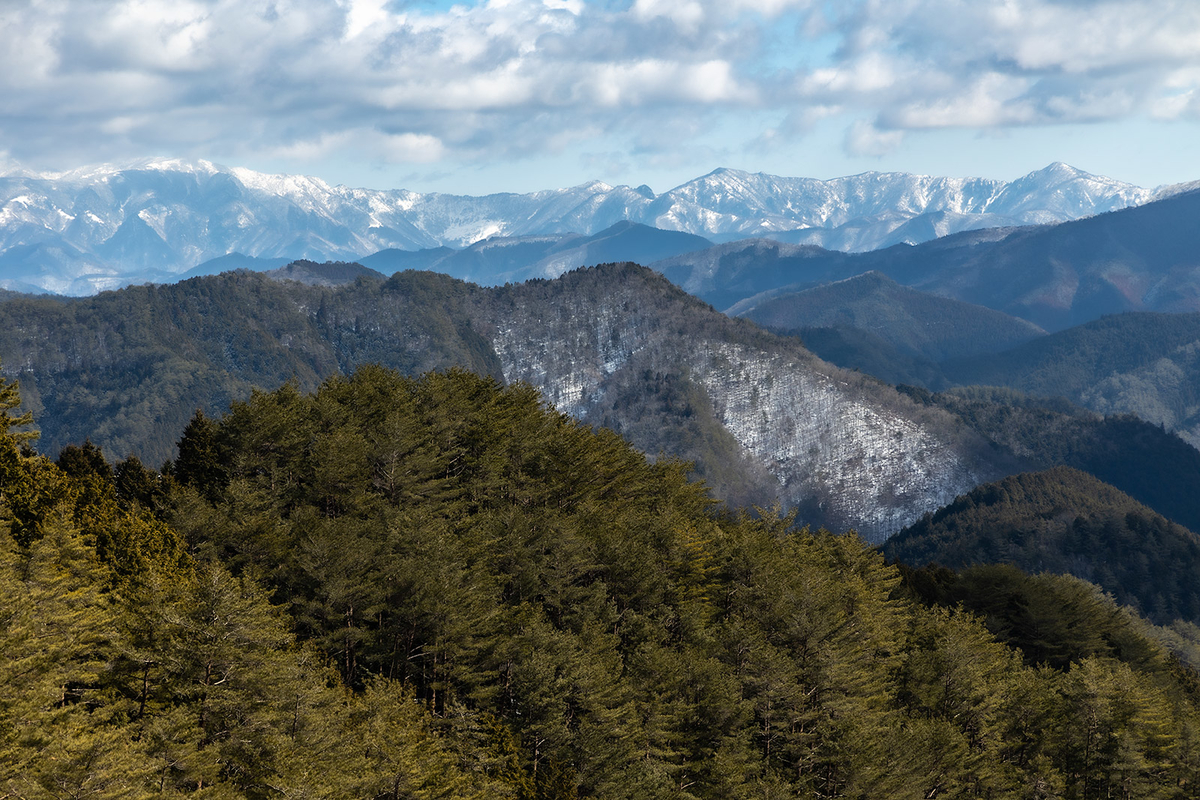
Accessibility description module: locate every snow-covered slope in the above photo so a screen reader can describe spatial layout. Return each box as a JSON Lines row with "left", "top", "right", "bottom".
{"left": 0, "top": 158, "right": 1165, "bottom": 295}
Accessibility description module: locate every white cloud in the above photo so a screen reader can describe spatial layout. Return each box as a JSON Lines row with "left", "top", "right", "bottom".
{"left": 380, "top": 133, "right": 446, "bottom": 163}
{"left": 886, "top": 73, "right": 1033, "bottom": 128}
{"left": 631, "top": 0, "right": 706, "bottom": 31}
{"left": 266, "top": 128, "right": 447, "bottom": 166}
{"left": 0, "top": 0, "right": 1198, "bottom": 180}
{"left": 341, "top": 0, "right": 391, "bottom": 40}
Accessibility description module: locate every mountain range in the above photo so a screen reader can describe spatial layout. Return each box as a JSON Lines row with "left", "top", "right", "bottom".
{"left": 0, "top": 263, "right": 1002, "bottom": 541}
{"left": 0, "top": 158, "right": 1174, "bottom": 295}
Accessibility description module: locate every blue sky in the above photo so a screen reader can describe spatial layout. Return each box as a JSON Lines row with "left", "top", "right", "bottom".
{"left": 1, "top": 0, "right": 1199, "bottom": 194}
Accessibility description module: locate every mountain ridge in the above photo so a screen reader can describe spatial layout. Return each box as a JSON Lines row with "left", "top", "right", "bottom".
{"left": 0, "top": 262, "right": 1011, "bottom": 540}
{"left": 733, "top": 270, "right": 1046, "bottom": 362}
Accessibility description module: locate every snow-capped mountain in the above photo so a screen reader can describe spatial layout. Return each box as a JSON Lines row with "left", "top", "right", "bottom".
{"left": 0, "top": 157, "right": 1172, "bottom": 295}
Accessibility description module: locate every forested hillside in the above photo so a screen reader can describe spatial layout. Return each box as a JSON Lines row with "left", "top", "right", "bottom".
{"left": 0, "top": 264, "right": 1006, "bottom": 540}
{"left": 884, "top": 466, "right": 1200, "bottom": 624}
{"left": 0, "top": 269, "right": 502, "bottom": 465}
{"left": 6, "top": 366, "right": 1200, "bottom": 798}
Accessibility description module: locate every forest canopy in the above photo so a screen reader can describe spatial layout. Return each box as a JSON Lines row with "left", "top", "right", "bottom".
{"left": 3, "top": 365, "right": 1200, "bottom": 798}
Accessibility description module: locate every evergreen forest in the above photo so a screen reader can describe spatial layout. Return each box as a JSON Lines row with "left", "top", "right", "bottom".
{"left": 5, "top": 365, "right": 1200, "bottom": 798}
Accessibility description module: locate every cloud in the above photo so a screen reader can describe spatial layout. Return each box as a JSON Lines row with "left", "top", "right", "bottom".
{"left": 844, "top": 119, "right": 903, "bottom": 157}
{"left": 0, "top": 0, "right": 1197, "bottom": 179}
{"left": 808, "top": 0, "right": 1200, "bottom": 133}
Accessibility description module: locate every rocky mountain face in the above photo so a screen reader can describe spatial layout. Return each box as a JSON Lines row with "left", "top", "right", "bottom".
{"left": 474, "top": 265, "right": 1004, "bottom": 539}
{"left": 0, "top": 158, "right": 1163, "bottom": 295}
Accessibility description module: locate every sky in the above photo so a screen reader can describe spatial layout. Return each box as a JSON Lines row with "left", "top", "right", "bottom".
{"left": 1, "top": 0, "right": 1199, "bottom": 195}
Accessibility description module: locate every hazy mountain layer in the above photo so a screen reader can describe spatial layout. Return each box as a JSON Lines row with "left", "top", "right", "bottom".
{"left": 731, "top": 271, "right": 1045, "bottom": 362}
{"left": 789, "top": 325, "right": 951, "bottom": 389}
{"left": 941, "top": 312, "right": 1200, "bottom": 448}
{"left": 0, "top": 158, "right": 1161, "bottom": 295}
{"left": 359, "top": 221, "right": 713, "bottom": 285}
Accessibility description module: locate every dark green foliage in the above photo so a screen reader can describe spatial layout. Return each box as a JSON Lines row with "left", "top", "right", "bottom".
{"left": 56, "top": 439, "right": 111, "bottom": 481}
{"left": 896, "top": 563, "right": 1167, "bottom": 671}
{"left": 0, "top": 370, "right": 35, "bottom": 443}
{"left": 157, "top": 365, "right": 1200, "bottom": 798}
{"left": 0, "top": 270, "right": 503, "bottom": 465}
{"left": 0, "top": 377, "right": 502, "bottom": 797}
{"left": 884, "top": 467, "right": 1200, "bottom": 625}
{"left": 112, "top": 454, "right": 168, "bottom": 511}
{"left": 173, "top": 409, "right": 228, "bottom": 500}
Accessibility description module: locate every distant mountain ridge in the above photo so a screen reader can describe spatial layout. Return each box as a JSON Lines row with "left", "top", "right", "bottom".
{"left": 733, "top": 271, "right": 1046, "bottom": 362}
{"left": 0, "top": 157, "right": 1171, "bottom": 295}
{"left": 359, "top": 221, "right": 714, "bottom": 285}
{"left": 941, "top": 312, "right": 1200, "bottom": 449}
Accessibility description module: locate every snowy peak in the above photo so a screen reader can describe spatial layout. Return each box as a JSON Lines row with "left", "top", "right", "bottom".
{"left": 987, "top": 162, "right": 1154, "bottom": 223}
